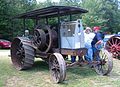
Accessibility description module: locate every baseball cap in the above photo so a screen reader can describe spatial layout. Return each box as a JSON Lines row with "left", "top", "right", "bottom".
{"left": 93, "top": 26, "right": 101, "bottom": 31}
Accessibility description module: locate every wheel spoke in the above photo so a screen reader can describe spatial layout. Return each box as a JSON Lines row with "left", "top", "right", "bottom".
{"left": 45, "top": 43, "right": 48, "bottom": 47}
{"left": 11, "top": 38, "right": 35, "bottom": 70}
{"left": 102, "top": 63, "right": 108, "bottom": 70}
{"left": 108, "top": 41, "right": 113, "bottom": 46}
{"left": 52, "top": 58, "right": 60, "bottom": 70}
{"left": 94, "top": 49, "right": 113, "bottom": 75}
{"left": 115, "top": 38, "right": 118, "bottom": 45}
{"left": 16, "top": 42, "right": 25, "bottom": 64}
{"left": 118, "top": 42, "right": 120, "bottom": 45}
{"left": 55, "top": 70, "right": 60, "bottom": 80}
{"left": 116, "top": 51, "right": 120, "bottom": 56}
{"left": 111, "top": 38, "right": 115, "bottom": 45}
{"left": 49, "top": 53, "right": 66, "bottom": 83}
{"left": 103, "top": 53, "right": 107, "bottom": 60}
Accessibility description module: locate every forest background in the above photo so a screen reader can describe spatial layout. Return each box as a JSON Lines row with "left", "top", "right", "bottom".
{"left": 0, "top": 0, "right": 120, "bottom": 40}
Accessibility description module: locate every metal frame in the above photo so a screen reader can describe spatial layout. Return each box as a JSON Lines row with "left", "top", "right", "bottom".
{"left": 15, "top": 6, "right": 88, "bottom": 19}
{"left": 15, "top": 6, "right": 88, "bottom": 55}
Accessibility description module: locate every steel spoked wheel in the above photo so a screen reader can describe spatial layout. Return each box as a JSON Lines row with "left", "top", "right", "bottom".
{"left": 33, "top": 25, "right": 57, "bottom": 52}
{"left": 11, "top": 37, "right": 34, "bottom": 70}
{"left": 105, "top": 36, "right": 120, "bottom": 57}
{"left": 33, "top": 29, "right": 46, "bottom": 49}
{"left": 41, "top": 26, "right": 53, "bottom": 52}
{"left": 49, "top": 53, "right": 66, "bottom": 83}
{"left": 94, "top": 49, "right": 113, "bottom": 75}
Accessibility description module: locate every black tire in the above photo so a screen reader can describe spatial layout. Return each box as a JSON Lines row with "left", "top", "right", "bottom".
{"left": 94, "top": 49, "right": 113, "bottom": 75}
{"left": 11, "top": 37, "right": 35, "bottom": 70}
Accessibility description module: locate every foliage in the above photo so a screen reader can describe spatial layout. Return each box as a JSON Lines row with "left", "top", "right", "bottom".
{"left": 0, "top": 0, "right": 120, "bottom": 40}
{"left": 0, "top": 0, "right": 37, "bottom": 40}
{"left": 37, "top": 0, "right": 120, "bottom": 33}
{"left": 99, "top": 0, "right": 120, "bottom": 33}
{"left": 80, "top": 0, "right": 120, "bottom": 33}
{"left": 81, "top": 0, "right": 107, "bottom": 29}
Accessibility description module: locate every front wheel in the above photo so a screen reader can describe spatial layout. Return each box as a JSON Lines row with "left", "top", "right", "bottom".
{"left": 49, "top": 53, "right": 66, "bottom": 83}
{"left": 94, "top": 49, "right": 113, "bottom": 75}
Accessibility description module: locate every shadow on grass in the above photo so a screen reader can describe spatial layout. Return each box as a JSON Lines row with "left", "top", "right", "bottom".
{"left": 26, "top": 59, "right": 97, "bottom": 78}
{"left": 67, "top": 66, "right": 97, "bottom": 78}
{"left": 21, "top": 59, "right": 99, "bottom": 85}
{"left": 25, "top": 60, "right": 49, "bottom": 72}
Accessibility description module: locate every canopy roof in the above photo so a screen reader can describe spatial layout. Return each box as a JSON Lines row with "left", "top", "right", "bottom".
{"left": 16, "top": 6, "right": 88, "bottom": 19}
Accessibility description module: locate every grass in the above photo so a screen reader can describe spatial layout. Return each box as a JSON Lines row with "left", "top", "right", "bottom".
{"left": 0, "top": 50, "right": 120, "bottom": 87}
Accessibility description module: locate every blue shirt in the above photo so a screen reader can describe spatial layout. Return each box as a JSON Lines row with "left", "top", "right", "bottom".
{"left": 91, "top": 32, "right": 104, "bottom": 46}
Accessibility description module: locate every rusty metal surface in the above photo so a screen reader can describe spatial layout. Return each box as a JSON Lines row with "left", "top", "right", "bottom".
{"left": 33, "top": 25, "right": 58, "bottom": 53}
{"left": 11, "top": 37, "right": 34, "bottom": 70}
{"left": 33, "top": 29, "right": 46, "bottom": 49}
{"left": 66, "top": 61, "right": 100, "bottom": 68}
{"left": 35, "top": 50, "right": 50, "bottom": 58}
{"left": 49, "top": 53, "right": 66, "bottom": 83}
{"left": 60, "top": 48, "right": 87, "bottom": 56}
{"left": 15, "top": 6, "right": 88, "bottom": 19}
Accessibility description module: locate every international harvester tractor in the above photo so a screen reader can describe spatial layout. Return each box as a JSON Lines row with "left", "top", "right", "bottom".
{"left": 11, "top": 6, "right": 113, "bottom": 83}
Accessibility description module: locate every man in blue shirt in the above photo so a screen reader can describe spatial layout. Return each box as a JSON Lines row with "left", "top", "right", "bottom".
{"left": 91, "top": 26, "right": 104, "bottom": 61}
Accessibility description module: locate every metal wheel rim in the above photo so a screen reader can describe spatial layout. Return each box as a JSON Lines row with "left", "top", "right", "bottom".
{"left": 33, "top": 29, "right": 46, "bottom": 49}
{"left": 42, "top": 26, "right": 52, "bottom": 52}
{"left": 105, "top": 36, "right": 120, "bottom": 57}
{"left": 11, "top": 38, "right": 25, "bottom": 70}
{"left": 50, "top": 55, "right": 60, "bottom": 83}
{"left": 49, "top": 53, "right": 66, "bottom": 83}
{"left": 94, "top": 49, "right": 113, "bottom": 75}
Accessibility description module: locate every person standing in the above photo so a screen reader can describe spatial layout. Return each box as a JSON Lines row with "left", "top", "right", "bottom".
{"left": 91, "top": 26, "right": 104, "bottom": 61}
{"left": 84, "top": 27, "right": 95, "bottom": 62}
{"left": 71, "top": 27, "right": 95, "bottom": 63}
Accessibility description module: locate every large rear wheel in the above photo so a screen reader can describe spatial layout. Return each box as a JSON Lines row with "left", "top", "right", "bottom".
{"left": 11, "top": 37, "right": 35, "bottom": 70}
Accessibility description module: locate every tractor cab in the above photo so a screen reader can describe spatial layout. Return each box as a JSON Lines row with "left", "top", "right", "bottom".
{"left": 60, "top": 19, "right": 85, "bottom": 49}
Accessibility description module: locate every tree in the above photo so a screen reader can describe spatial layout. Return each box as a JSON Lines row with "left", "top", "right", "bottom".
{"left": 99, "top": 0, "right": 120, "bottom": 33}
{"left": 59, "top": 0, "right": 80, "bottom": 6}
{"left": 0, "top": 0, "right": 37, "bottom": 40}
{"left": 80, "top": 0, "right": 107, "bottom": 30}
{"left": 80, "top": 0, "right": 120, "bottom": 33}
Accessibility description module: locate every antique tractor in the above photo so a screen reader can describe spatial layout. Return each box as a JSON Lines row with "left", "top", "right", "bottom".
{"left": 105, "top": 34, "right": 120, "bottom": 59}
{"left": 11, "top": 6, "right": 113, "bottom": 83}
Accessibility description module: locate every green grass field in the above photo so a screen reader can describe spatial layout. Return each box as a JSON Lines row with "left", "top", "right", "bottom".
{"left": 0, "top": 50, "right": 120, "bottom": 87}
